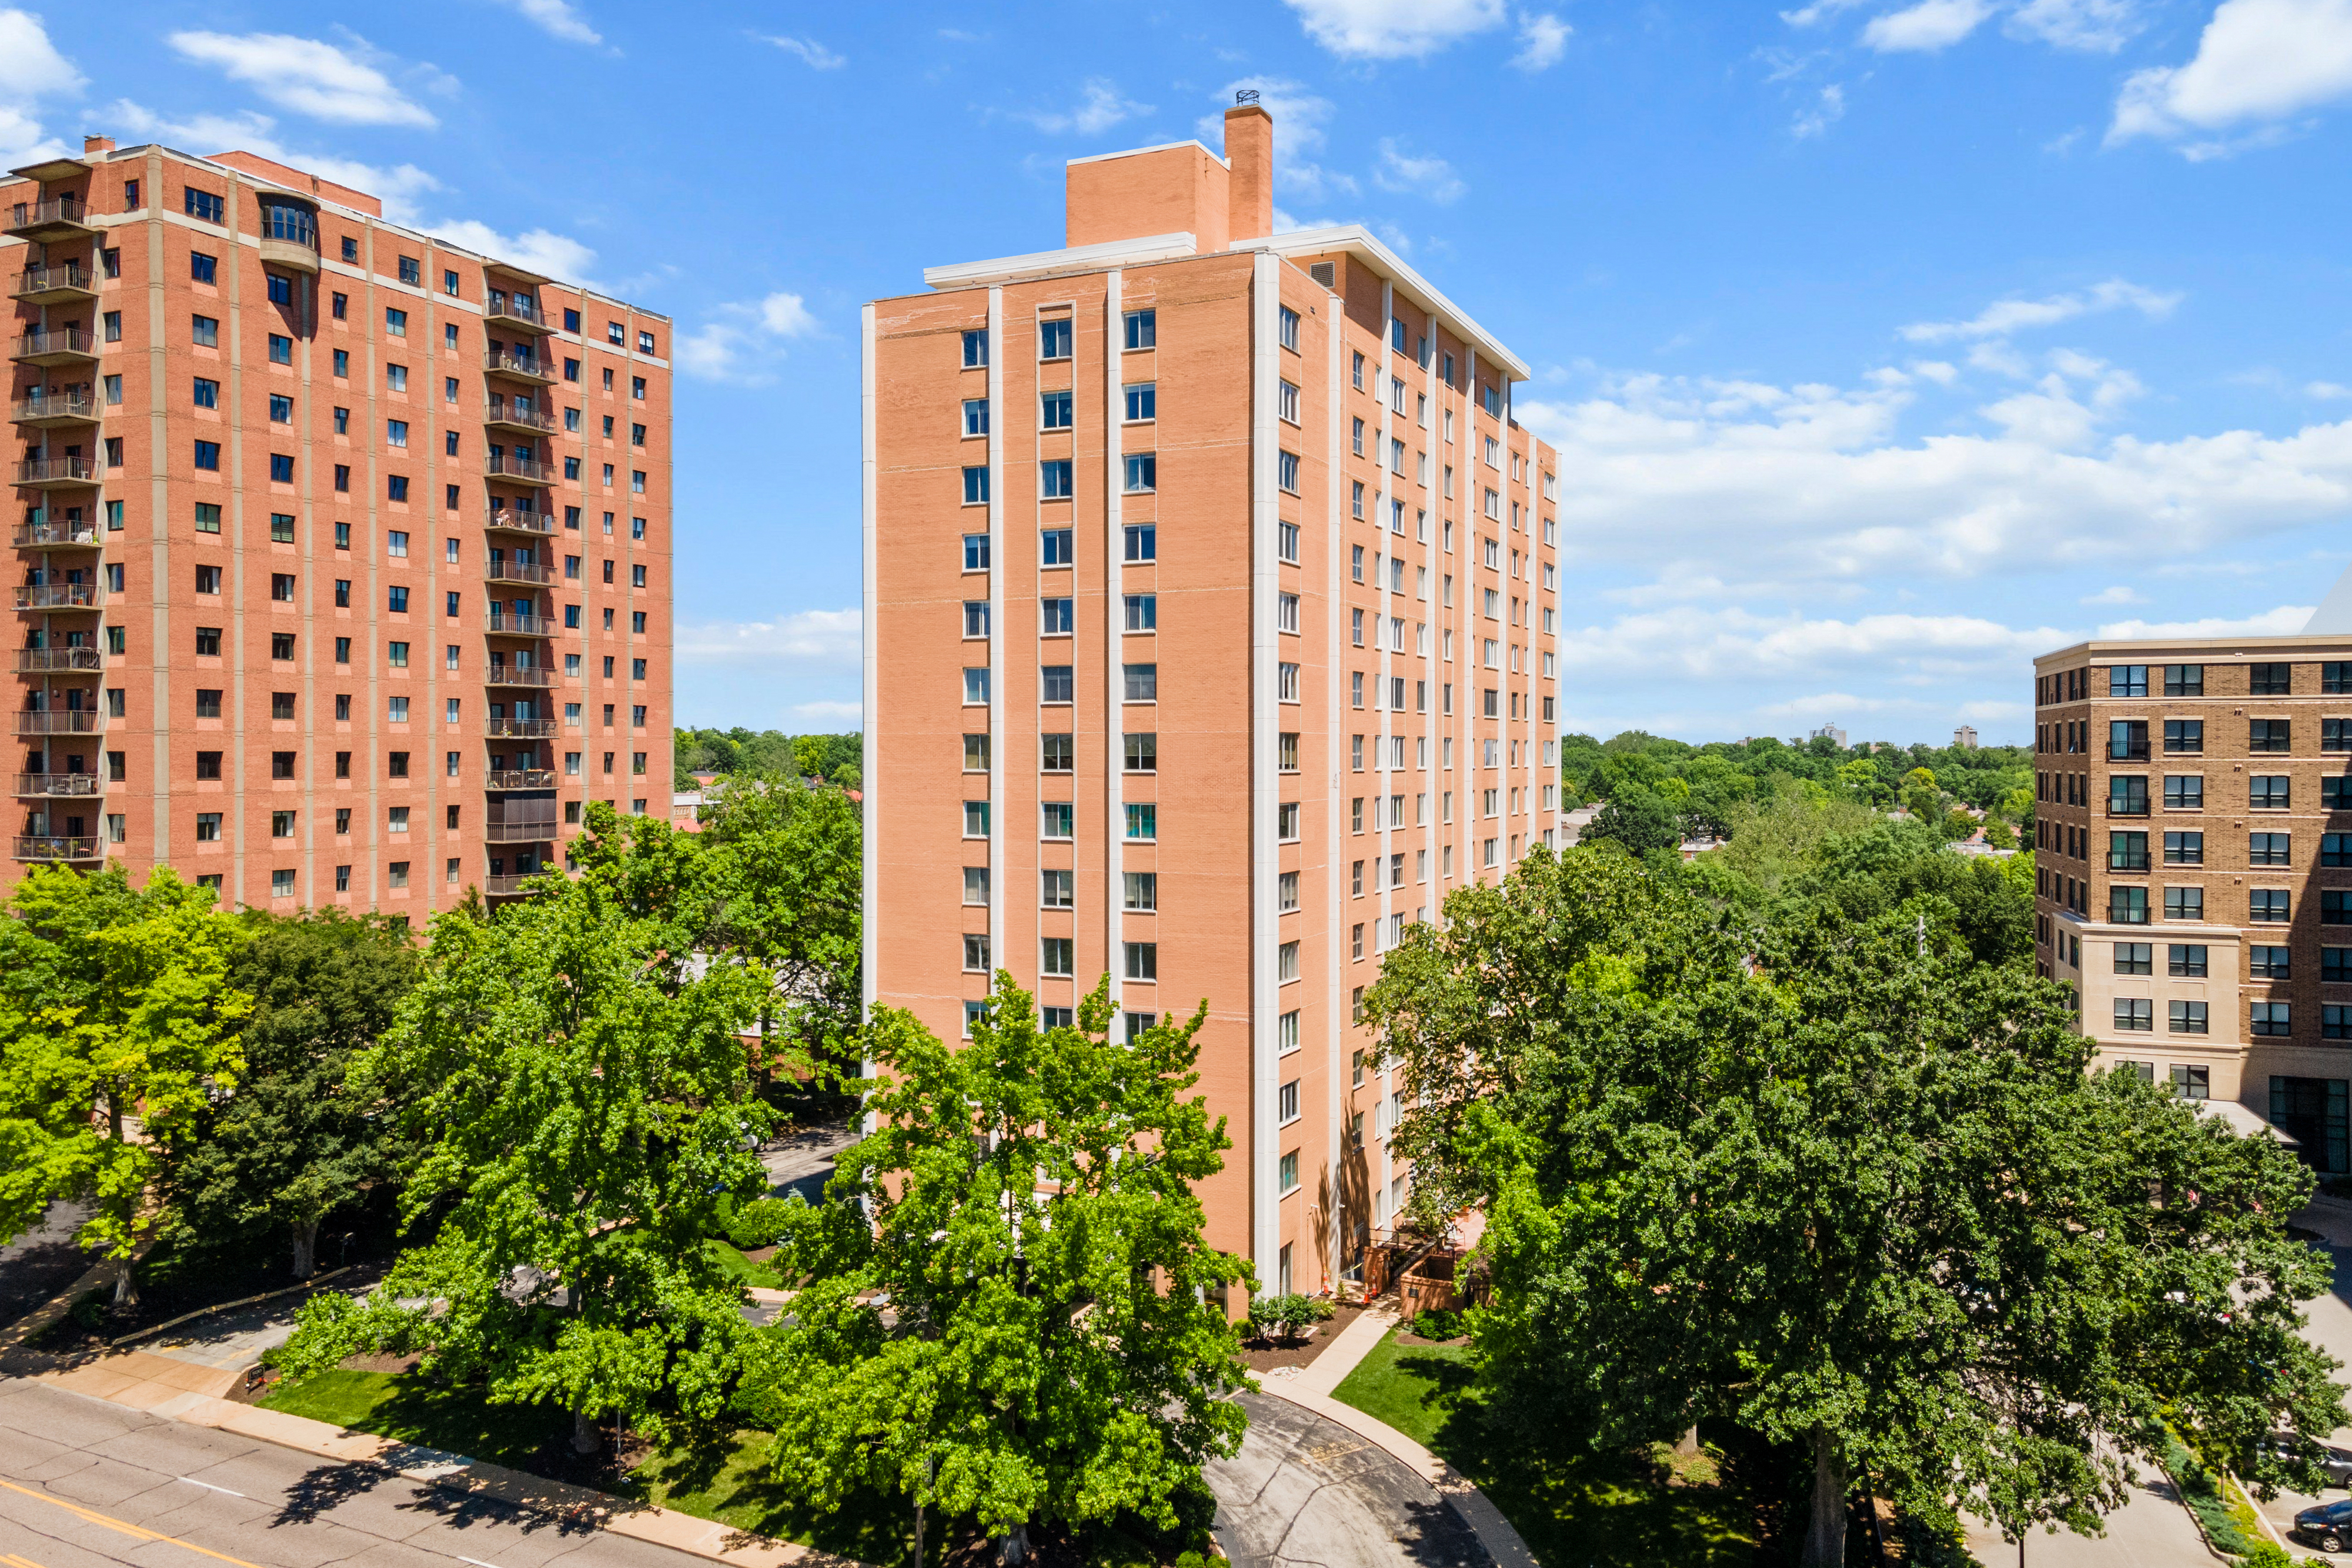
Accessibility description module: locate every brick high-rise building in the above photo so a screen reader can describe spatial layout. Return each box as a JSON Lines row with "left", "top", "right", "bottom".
{"left": 2033, "top": 634, "right": 2352, "bottom": 1166}
{"left": 864, "top": 101, "right": 1563, "bottom": 1296}
{"left": 3, "top": 138, "right": 672, "bottom": 912}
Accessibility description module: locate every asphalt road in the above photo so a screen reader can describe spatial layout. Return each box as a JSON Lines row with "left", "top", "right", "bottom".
{"left": 0, "top": 1201, "right": 93, "bottom": 1329}
{"left": 0, "top": 1378, "right": 706, "bottom": 1568}
{"left": 1206, "top": 1390, "right": 1492, "bottom": 1568}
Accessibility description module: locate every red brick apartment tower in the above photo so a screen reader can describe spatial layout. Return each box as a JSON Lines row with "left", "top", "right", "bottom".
{"left": 2, "top": 138, "right": 672, "bottom": 915}
{"left": 864, "top": 102, "right": 1564, "bottom": 1298}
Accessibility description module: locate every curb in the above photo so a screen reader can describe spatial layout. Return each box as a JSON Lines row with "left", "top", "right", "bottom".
{"left": 19, "top": 1353, "right": 862, "bottom": 1568}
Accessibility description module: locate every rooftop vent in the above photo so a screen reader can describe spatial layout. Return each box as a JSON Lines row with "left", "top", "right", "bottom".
{"left": 1308, "top": 262, "right": 1336, "bottom": 289}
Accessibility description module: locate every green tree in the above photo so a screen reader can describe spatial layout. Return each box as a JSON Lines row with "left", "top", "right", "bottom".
{"left": 1582, "top": 787, "right": 1682, "bottom": 856}
{"left": 0, "top": 867, "right": 252, "bottom": 1303}
{"left": 748, "top": 976, "right": 1251, "bottom": 1562}
{"left": 1368, "top": 852, "right": 2347, "bottom": 1568}
{"left": 270, "top": 861, "right": 773, "bottom": 1454}
{"left": 165, "top": 910, "right": 420, "bottom": 1278}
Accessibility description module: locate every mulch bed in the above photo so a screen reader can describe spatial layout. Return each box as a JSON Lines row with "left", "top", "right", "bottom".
{"left": 1237, "top": 1299, "right": 1369, "bottom": 1372}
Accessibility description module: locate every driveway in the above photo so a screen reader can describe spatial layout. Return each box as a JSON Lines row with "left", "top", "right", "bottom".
{"left": 760, "top": 1123, "right": 856, "bottom": 1205}
{"left": 1207, "top": 1390, "right": 1492, "bottom": 1568}
{"left": 0, "top": 1377, "right": 708, "bottom": 1567}
{"left": 0, "top": 1199, "right": 93, "bottom": 1328}
{"left": 1959, "top": 1469, "right": 2211, "bottom": 1567}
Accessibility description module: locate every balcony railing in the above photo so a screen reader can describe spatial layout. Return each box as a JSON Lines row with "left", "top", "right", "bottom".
{"left": 486, "top": 610, "right": 553, "bottom": 636}
{"left": 486, "top": 297, "right": 552, "bottom": 334}
{"left": 15, "top": 773, "right": 102, "bottom": 797}
{"left": 12, "top": 327, "right": 96, "bottom": 363}
{"left": 483, "top": 347, "right": 555, "bottom": 382}
{"left": 485, "top": 665, "right": 554, "bottom": 688}
{"left": 483, "top": 400, "right": 557, "bottom": 434}
{"left": 486, "top": 769, "right": 556, "bottom": 790}
{"left": 15, "top": 582, "right": 100, "bottom": 610}
{"left": 6, "top": 196, "right": 93, "bottom": 238}
{"left": 14, "top": 521, "right": 102, "bottom": 549}
{"left": 483, "top": 872, "right": 547, "bottom": 895}
{"left": 14, "top": 457, "right": 96, "bottom": 487}
{"left": 486, "top": 818, "right": 559, "bottom": 843}
{"left": 2109, "top": 852, "right": 2150, "bottom": 872}
{"left": 486, "top": 451, "right": 553, "bottom": 484}
{"left": 2106, "top": 800, "right": 2150, "bottom": 818}
{"left": 11, "top": 394, "right": 96, "bottom": 426}
{"left": 14, "top": 835, "right": 101, "bottom": 861}
{"left": 485, "top": 560, "right": 554, "bottom": 586}
{"left": 15, "top": 711, "right": 103, "bottom": 735}
{"left": 12, "top": 263, "right": 93, "bottom": 302}
{"left": 487, "top": 717, "right": 558, "bottom": 739}
{"left": 14, "top": 647, "right": 101, "bottom": 673}
{"left": 483, "top": 507, "right": 556, "bottom": 536}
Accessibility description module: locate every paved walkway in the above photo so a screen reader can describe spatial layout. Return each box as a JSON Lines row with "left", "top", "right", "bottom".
{"left": 1957, "top": 1470, "right": 2215, "bottom": 1567}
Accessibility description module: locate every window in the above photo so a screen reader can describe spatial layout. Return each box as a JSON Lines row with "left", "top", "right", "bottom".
{"left": 2163, "top": 718, "right": 2202, "bottom": 754}
{"left": 1125, "top": 803, "right": 1157, "bottom": 841}
{"left": 196, "top": 565, "right": 222, "bottom": 595}
{"left": 964, "top": 801, "right": 991, "bottom": 837}
{"left": 1123, "top": 310, "right": 1155, "bottom": 349}
{"left": 2107, "top": 885, "right": 2147, "bottom": 924}
{"left": 195, "top": 813, "right": 222, "bottom": 841}
{"left": 2252, "top": 888, "right": 2292, "bottom": 923}
{"left": 1278, "top": 306, "right": 1299, "bottom": 351}
{"left": 2251, "top": 831, "right": 2293, "bottom": 866}
{"left": 2107, "top": 775, "right": 2148, "bottom": 815}
{"left": 185, "top": 186, "right": 223, "bottom": 223}
{"left": 190, "top": 250, "right": 218, "bottom": 284}
{"left": 1039, "top": 319, "right": 1072, "bottom": 359}
{"left": 1123, "top": 593, "right": 1157, "bottom": 632}
{"left": 963, "top": 533, "right": 990, "bottom": 572}
{"left": 1278, "top": 1079, "right": 1300, "bottom": 1125}
{"left": 1278, "top": 940, "right": 1300, "bottom": 982}
{"left": 1041, "top": 938, "right": 1074, "bottom": 978}
{"left": 2164, "top": 886, "right": 2204, "bottom": 921}
{"left": 963, "top": 667, "right": 990, "bottom": 705}
{"left": 963, "top": 467, "right": 989, "bottom": 506}
{"left": 964, "top": 600, "right": 990, "bottom": 638}
{"left": 2108, "top": 720, "right": 2147, "bottom": 760}
{"left": 1278, "top": 520, "right": 1299, "bottom": 561}
{"left": 2163, "top": 830, "right": 2203, "bottom": 865}
{"left": 1124, "top": 942, "right": 1158, "bottom": 981}
{"left": 2253, "top": 944, "right": 2294, "bottom": 979}
{"left": 1277, "top": 379, "right": 1299, "bottom": 423}
{"left": 1278, "top": 1152, "right": 1299, "bottom": 1195}
{"left": 1277, "top": 450, "right": 1300, "bottom": 493}
{"left": 2252, "top": 775, "right": 2291, "bottom": 811}
{"left": 963, "top": 867, "right": 990, "bottom": 905}
{"left": 2109, "top": 831, "right": 2148, "bottom": 870}
{"left": 2164, "top": 775, "right": 2204, "bottom": 811}
{"left": 1278, "top": 801, "right": 1301, "bottom": 841}
{"left": 1041, "top": 460, "right": 1074, "bottom": 499}
{"left": 1122, "top": 871, "right": 1159, "bottom": 911}
{"left": 964, "top": 934, "right": 991, "bottom": 972}
{"left": 2108, "top": 664, "right": 2149, "bottom": 697}
{"left": 2170, "top": 944, "right": 2208, "bottom": 977}
{"left": 963, "top": 329, "right": 988, "bottom": 367}
{"left": 2113, "top": 942, "right": 2152, "bottom": 975}
{"left": 193, "top": 439, "right": 221, "bottom": 471}
{"left": 2251, "top": 661, "right": 2293, "bottom": 696}
{"left": 2113, "top": 998, "right": 2153, "bottom": 1032}
{"left": 962, "top": 398, "right": 989, "bottom": 437}
{"left": 2327, "top": 891, "right": 2352, "bottom": 926}
{"left": 1042, "top": 733, "right": 1075, "bottom": 770}
{"left": 1123, "top": 663, "right": 1157, "bottom": 702}
{"left": 1124, "top": 732, "right": 1157, "bottom": 772}
{"left": 2165, "top": 664, "right": 2204, "bottom": 696}
{"left": 2170, "top": 1001, "right": 2210, "bottom": 1035}
{"left": 2253, "top": 1001, "right": 2293, "bottom": 1037}
{"left": 1041, "top": 802, "right": 1074, "bottom": 839}
{"left": 2251, "top": 718, "right": 2293, "bottom": 753}
{"left": 1039, "top": 868, "right": 1074, "bottom": 910}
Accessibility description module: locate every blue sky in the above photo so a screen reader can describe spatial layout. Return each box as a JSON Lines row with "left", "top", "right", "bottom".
{"left": 5, "top": 0, "right": 2352, "bottom": 747}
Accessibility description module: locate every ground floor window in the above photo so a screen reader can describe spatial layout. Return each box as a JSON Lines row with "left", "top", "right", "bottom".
{"left": 2272, "top": 1075, "right": 2348, "bottom": 1172}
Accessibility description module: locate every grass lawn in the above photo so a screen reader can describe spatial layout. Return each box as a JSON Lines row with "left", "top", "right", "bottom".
{"left": 704, "top": 1238, "right": 786, "bottom": 1290}
{"left": 258, "top": 1369, "right": 567, "bottom": 1472}
{"left": 1329, "top": 1329, "right": 1767, "bottom": 1568}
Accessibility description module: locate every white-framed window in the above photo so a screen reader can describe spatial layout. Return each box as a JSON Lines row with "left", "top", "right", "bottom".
{"left": 1278, "top": 305, "right": 1299, "bottom": 351}
{"left": 1124, "top": 453, "right": 1157, "bottom": 493}
{"left": 1277, "top": 379, "right": 1299, "bottom": 423}
{"left": 1041, "top": 801, "right": 1074, "bottom": 840}
{"left": 963, "top": 933, "right": 991, "bottom": 972}
{"left": 963, "top": 999, "right": 987, "bottom": 1039}
{"left": 1041, "top": 937, "right": 1073, "bottom": 977}
{"left": 1389, "top": 436, "right": 1406, "bottom": 473}
{"left": 1041, "top": 390, "right": 1073, "bottom": 430}
{"left": 1278, "top": 662, "right": 1300, "bottom": 703}
{"left": 964, "top": 866, "right": 989, "bottom": 904}
{"left": 1485, "top": 487, "right": 1501, "bottom": 520}
{"left": 1277, "top": 592, "right": 1299, "bottom": 633}
{"left": 964, "top": 667, "right": 990, "bottom": 704}
{"left": 1278, "top": 1078, "right": 1300, "bottom": 1125}
{"left": 1039, "top": 318, "right": 1073, "bottom": 359}
{"left": 1278, "top": 940, "right": 1300, "bottom": 982}
{"left": 1124, "top": 382, "right": 1155, "bottom": 422}
{"left": 1278, "top": 520, "right": 1299, "bottom": 561}
{"left": 1279, "top": 1151, "right": 1300, "bottom": 1195}
{"left": 1279, "top": 870, "right": 1299, "bottom": 911}
{"left": 1484, "top": 837, "right": 1498, "bottom": 867}
{"left": 1123, "top": 309, "right": 1155, "bottom": 349}
{"left": 1124, "top": 593, "right": 1156, "bottom": 631}
{"left": 1125, "top": 802, "right": 1157, "bottom": 841}
{"left": 961, "top": 399, "right": 988, "bottom": 437}
{"left": 963, "top": 801, "right": 991, "bottom": 837}
{"left": 1277, "top": 450, "right": 1300, "bottom": 493}
{"left": 1124, "top": 941, "right": 1158, "bottom": 981}
{"left": 1279, "top": 1009, "right": 1301, "bottom": 1052}
{"left": 1278, "top": 801, "right": 1300, "bottom": 841}
{"left": 963, "top": 600, "right": 990, "bottom": 638}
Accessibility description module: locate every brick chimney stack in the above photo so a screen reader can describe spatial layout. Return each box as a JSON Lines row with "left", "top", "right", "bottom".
{"left": 1224, "top": 103, "right": 1272, "bottom": 245}
{"left": 83, "top": 135, "right": 114, "bottom": 155}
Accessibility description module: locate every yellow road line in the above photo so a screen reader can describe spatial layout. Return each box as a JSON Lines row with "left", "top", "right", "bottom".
{"left": 5, "top": 1552, "right": 52, "bottom": 1568}
{"left": 0, "top": 1477, "right": 265, "bottom": 1568}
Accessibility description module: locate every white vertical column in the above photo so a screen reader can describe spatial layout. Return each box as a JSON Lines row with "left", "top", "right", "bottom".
{"left": 987, "top": 287, "right": 1005, "bottom": 987}
{"left": 1104, "top": 273, "right": 1124, "bottom": 1014}
{"left": 1249, "top": 253, "right": 1281, "bottom": 1290}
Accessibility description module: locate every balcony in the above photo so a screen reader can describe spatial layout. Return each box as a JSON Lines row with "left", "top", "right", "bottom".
{"left": 486, "top": 769, "right": 556, "bottom": 790}
{"left": 483, "top": 507, "right": 556, "bottom": 538}
{"left": 12, "top": 327, "right": 97, "bottom": 368}
{"left": 483, "top": 400, "right": 556, "bottom": 437}
{"left": 15, "top": 773, "right": 102, "bottom": 797}
{"left": 15, "top": 582, "right": 99, "bottom": 611}
{"left": 485, "top": 665, "right": 554, "bottom": 688}
{"left": 2105, "top": 800, "right": 2150, "bottom": 818}
{"left": 482, "top": 873, "right": 546, "bottom": 897}
{"left": 14, "top": 647, "right": 101, "bottom": 673}
{"left": 486, "top": 819, "right": 559, "bottom": 844}
{"left": 14, "top": 835, "right": 101, "bottom": 862}
{"left": 483, "top": 347, "right": 556, "bottom": 386}
{"left": 486, "top": 451, "right": 553, "bottom": 484}
{"left": 15, "top": 457, "right": 98, "bottom": 490}
{"left": 487, "top": 717, "right": 558, "bottom": 739}
{"left": 5, "top": 196, "right": 95, "bottom": 242}
{"left": 11, "top": 394, "right": 96, "bottom": 429}
{"left": 14, "top": 520, "right": 101, "bottom": 549}
{"left": 15, "top": 711, "right": 103, "bottom": 736}
{"left": 486, "top": 297, "right": 554, "bottom": 337}
{"left": 486, "top": 609, "right": 553, "bottom": 636}
{"left": 257, "top": 205, "right": 320, "bottom": 275}
{"left": 485, "top": 559, "right": 554, "bottom": 586}
{"left": 12, "top": 262, "right": 95, "bottom": 305}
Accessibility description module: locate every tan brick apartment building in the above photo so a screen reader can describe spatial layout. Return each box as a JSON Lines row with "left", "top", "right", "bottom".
{"left": 864, "top": 102, "right": 1563, "bottom": 1296}
{"left": 2034, "top": 635, "right": 2352, "bottom": 1168}
{"left": 3, "top": 138, "right": 671, "bottom": 912}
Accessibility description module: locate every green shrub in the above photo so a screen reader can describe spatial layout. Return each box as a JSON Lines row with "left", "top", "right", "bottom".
{"left": 1408, "top": 1306, "right": 1467, "bottom": 1341}
{"left": 1247, "top": 1292, "right": 1334, "bottom": 1343}
{"left": 1173, "top": 1553, "right": 1207, "bottom": 1568}
{"left": 725, "top": 1196, "right": 799, "bottom": 1251}
{"left": 2236, "top": 1543, "right": 2292, "bottom": 1568}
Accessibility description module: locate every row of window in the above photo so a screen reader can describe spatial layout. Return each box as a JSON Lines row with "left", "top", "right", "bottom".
{"left": 2050, "top": 827, "right": 2352, "bottom": 868}
{"left": 2087, "top": 884, "right": 2352, "bottom": 924}
{"left": 2107, "top": 940, "right": 2352, "bottom": 982}
{"left": 2043, "top": 662, "right": 2352, "bottom": 704}
{"left": 157, "top": 747, "right": 650, "bottom": 782}
{"left": 45, "top": 507, "right": 655, "bottom": 547}
{"left": 959, "top": 312, "right": 1157, "bottom": 369}
{"left": 2056, "top": 774, "right": 2352, "bottom": 813}
{"left": 960, "top": 383, "right": 1163, "bottom": 434}
{"left": 175, "top": 443, "right": 653, "bottom": 499}
{"left": 2051, "top": 717, "right": 2352, "bottom": 758}
{"left": 2114, "top": 996, "right": 2352, "bottom": 1041}
{"left": 962, "top": 867, "right": 1165, "bottom": 910}
{"left": 957, "top": 931, "right": 1305, "bottom": 986}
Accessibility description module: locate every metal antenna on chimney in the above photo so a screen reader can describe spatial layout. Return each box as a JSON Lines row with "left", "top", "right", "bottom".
{"left": 1235, "top": 89, "right": 1260, "bottom": 105}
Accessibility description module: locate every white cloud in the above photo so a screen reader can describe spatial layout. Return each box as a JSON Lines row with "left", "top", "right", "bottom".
{"left": 0, "top": 8, "right": 83, "bottom": 165}
{"left": 1782, "top": 0, "right": 1873, "bottom": 23}
{"left": 1557, "top": 606, "right": 2068, "bottom": 682}
{"left": 1513, "top": 364, "right": 2352, "bottom": 587}
{"left": 2080, "top": 584, "right": 2144, "bottom": 604}
{"left": 793, "top": 700, "right": 865, "bottom": 724}
{"left": 1899, "top": 278, "right": 2180, "bottom": 342}
{"left": 2109, "top": 0, "right": 2352, "bottom": 151}
{"left": 166, "top": 31, "right": 438, "bottom": 127}
{"left": 2311, "top": 381, "right": 2352, "bottom": 399}
{"left": 1793, "top": 83, "right": 1846, "bottom": 138}
{"left": 1374, "top": 139, "right": 1465, "bottom": 202}
{"left": 1512, "top": 12, "right": 1571, "bottom": 70}
{"left": 1864, "top": 0, "right": 1994, "bottom": 50}
{"left": 1017, "top": 79, "right": 1151, "bottom": 136}
{"left": 1283, "top": 0, "right": 1508, "bottom": 58}
{"left": 2007, "top": 0, "right": 2138, "bottom": 51}
{"left": 677, "top": 291, "right": 821, "bottom": 382}
{"left": 677, "top": 610, "right": 862, "bottom": 666}
{"left": 487, "top": 0, "right": 602, "bottom": 45}
{"left": 1203, "top": 80, "right": 1353, "bottom": 199}
{"left": 760, "top": 34, "right": 845, "bottom": 69}
{"left": 427, "top": 219, "right": 596, "bottom": 283}
{"left": 105, "top": 101, "right": 443, "bottom": 220}
{"left": 2095, "top": 606, "right": 2314, "bottom": 638}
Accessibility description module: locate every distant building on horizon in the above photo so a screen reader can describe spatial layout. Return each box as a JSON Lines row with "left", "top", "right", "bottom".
{"left": 1809, "top": 721, "right": 1846, "bottom": 749}
{"left": 1953, "top": 725, "right": 1979, "bottom": 750}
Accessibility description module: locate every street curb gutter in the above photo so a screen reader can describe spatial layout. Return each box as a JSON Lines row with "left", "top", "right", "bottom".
{"left": 19, "top": 1366, "right": 860, "bottom": 1568}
